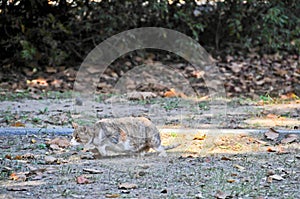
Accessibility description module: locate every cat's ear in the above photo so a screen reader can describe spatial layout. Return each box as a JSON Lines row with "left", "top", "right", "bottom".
{"left": 72, "top": 122, "right": 79, "bottom": 129}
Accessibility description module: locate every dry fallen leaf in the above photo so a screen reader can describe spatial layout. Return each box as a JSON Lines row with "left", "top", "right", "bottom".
{"left": 105, "top": 193, "right": 120, "bottom": 198}
{"left": 27, "top": 78, "right": 48, "bottom": 87}
{"left": 267, "top": 147, "right": 277, "bottom": 152}
{"left": 265, "top": 128, "right": 279, "bottom": 141}
{"left": 11, "top": 121, "right": 25, "bottom": 127}
{"left": 191, "top": 70, "right": 205, "bottom": 78}
{"left": 163, "top": 88, "right": 187, "bottom": 98}
{"left": 193, "top": 133, "right": 206, "bottom": 140}
{"left": 9, "top": 172, "right": 27, "bottom": 181}
{"left": 267, "top": 176, "right": 273, "bottom": 183}
{"left": 221, "top": 156, "right": 232, "bottom": 161}
{"left": 118, "top": 183, "right": 138, "bottom": 189}
{"left": 14, "top": 155, "right": 22, "bottom": 160}
{"left": 266, "top": 113, "right": 279, "bottom": 119}
{"left": 5, "top": 154, "right": 12, "bottom": 159}
{"left": 164, "top": 88, "right": 177, "bottom": 98}
{"left": 76, "top": 175, "right": 91, "bottom": 184}
{"left": 280, "top": 92, "right": 298, "bottom": 100}
{"left": 227, "top": 179, "right": 235, "bottom": 183}
{"left": 281, "top": 134, "right": 298, "bottom": 144}
{"left": 47, "top": 137, "right": 70, "bottom": 148}
{"left": 233, "top": 164, "right": 245, "bottom": 171}
{"left": 266, "top": 169, "right": 275, "bottom": 176}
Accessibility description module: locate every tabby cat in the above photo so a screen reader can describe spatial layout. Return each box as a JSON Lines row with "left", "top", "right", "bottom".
{"left": 71, "top": 117, "right": 179, "bottom": 157}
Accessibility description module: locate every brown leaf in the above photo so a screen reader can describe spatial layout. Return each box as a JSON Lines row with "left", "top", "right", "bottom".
{"left": 76, "top": 175, "right": 91, "bottom": 184}
{"left": 233, "top": 164, "right": 245, "bottom": 171}
{"left": 47, "top": 137, "right": 70, "bottom": 148}
{"left": 9, "top": 172, "right": 27, "bottom": 181}
{"left": 264, "top": 128, "right": 279, "bottom": 141}
{"left": 266, "top": 114, "right": 279, "bottom": 119}
{"left": 267, "top": 176, "right": 273, "bottom": 183}
{"left": 281, "top": 134, "right": 298, "bottom": 144}
{"left": 280, "top": 92, "right": 298, "bottom": 100}
{"left": 267, "top": 147, "right": 277, "bottom": 152}
{"left": 27, "top": 78, "right": 48, "bottom": 87}
{"left": 193, "top": 132, "right": 206, "bottom": 140}
{"left": 221, "top": 156, "right": 232, "bottom": 161}
{"left": 191, "top": 70, "right": 204, "bottom": 78}
{"left": 164, "top": 88, "right": 177, "bottom": 98}
{"left": 163, "top": 88, "right": 187, "bottom": 98}
{"left": 227, "top": 179, "right": 235, "bottom": 183}
{"left": 105, "top": 194, "right": 120, "bottom": 198}
{"left": 9, "top": 173, "right": 19, "bottom": 181}
{"left": 14, "top": 155, "right": 22, "bottom": 160}
{"left": 266, "top": 169, "right": 275, "bottom": 176}
{"left": 51, "top": 79, "right": 62, "bottom": 88}
{"left": 11, "top": 121, "right": 25, "bottom": 127}
{"left": 118, "top": 183, "right": 138, "bottom": 189}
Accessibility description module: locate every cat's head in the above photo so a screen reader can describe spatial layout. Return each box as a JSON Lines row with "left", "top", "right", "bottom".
{"left": 71, "top": 122, "right": 93, "bottom": 145}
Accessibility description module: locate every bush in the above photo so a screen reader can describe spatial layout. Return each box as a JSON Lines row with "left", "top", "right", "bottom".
{"left": 0, "top": 0, "right": 299, "bottom": 70}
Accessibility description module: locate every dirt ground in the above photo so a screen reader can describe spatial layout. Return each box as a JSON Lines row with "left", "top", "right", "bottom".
{"left": 0, "top": 94, "right": 300, "bottom": 198}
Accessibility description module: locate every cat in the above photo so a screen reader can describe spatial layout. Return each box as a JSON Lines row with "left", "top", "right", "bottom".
{"left": 71, "top": 117, "right": 179, "bottom": 157}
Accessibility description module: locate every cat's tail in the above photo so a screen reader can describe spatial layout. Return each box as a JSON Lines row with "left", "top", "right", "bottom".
{"left": 163, "top": 143, "right": 181, "bottom": 150}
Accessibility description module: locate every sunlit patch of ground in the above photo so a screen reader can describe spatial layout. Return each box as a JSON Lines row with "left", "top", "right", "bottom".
{"left": 244, "top": 118, "right": 300, "bottom": 128}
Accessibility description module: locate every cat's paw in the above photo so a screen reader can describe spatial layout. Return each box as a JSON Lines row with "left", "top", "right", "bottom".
{"left": 158, "top": 151, "right": 167, "bottom": 157}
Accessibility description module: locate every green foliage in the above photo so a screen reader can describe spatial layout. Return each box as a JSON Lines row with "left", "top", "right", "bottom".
{"left": 20, "top": 40, "right": 36, "bottom": 61}
{"left": 0, "top": 0, "right": 299, "bottom": 70}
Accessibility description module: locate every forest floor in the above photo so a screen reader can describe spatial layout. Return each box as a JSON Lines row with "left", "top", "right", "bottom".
{"left": 0, "top": 92, "right": 299, "bottom": 198}
{"left": 1, "top": 51, "right": 300, "bottom": 199}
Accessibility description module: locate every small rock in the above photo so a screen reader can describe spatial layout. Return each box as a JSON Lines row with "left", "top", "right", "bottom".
{"left": 75, "top": 97, "right": 83, "bottom": 106}
{"left": 44, "top": 155, "right": 57, "bottom": 164}
{"left": 49, "top": 144, "right": 60, "bottom": 150}
{"left": 118, "top": 183, "right": 138, "bottom": 189}
{"left": 269, "top": 174, "right": 284, "bottom": 181}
